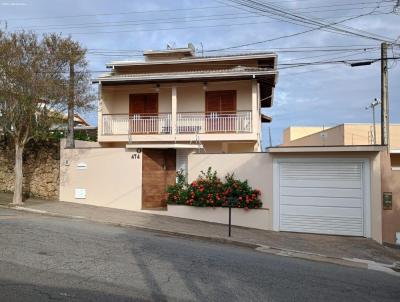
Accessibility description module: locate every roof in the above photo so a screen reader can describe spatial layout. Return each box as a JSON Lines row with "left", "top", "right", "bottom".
{"left": 94, "top": 67, "right": 277, "bottom": 84}
{"left": 106, "top": 52, "right": 277, "bottom": 68}
{"left": 261, "top": 114, "right": 272, "bottom": 123}
{"left": 143, "top": 47, "right": 195, "bottom": 57}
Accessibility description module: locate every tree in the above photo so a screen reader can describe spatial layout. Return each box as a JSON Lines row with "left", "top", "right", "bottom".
{"left": 0, "top": 31, "right": 66, "bottom": 204}
{"left": 44, "top": 35, "right": 94, "bottom": 149}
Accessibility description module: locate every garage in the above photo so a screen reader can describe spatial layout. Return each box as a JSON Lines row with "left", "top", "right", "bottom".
{"left": 274, "top": 159, "right": 371, "bottom": 237}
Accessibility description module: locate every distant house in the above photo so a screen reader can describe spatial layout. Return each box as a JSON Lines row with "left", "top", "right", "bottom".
{"left": 282, "top": 124, "right": 400, "bottom": 149}
{"left": 281, "top": 123, "right": 400, "bottom": 170}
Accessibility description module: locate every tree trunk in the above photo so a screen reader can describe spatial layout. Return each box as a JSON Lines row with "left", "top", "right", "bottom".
{"left": 66, "top": 61, "right": 75, "bottom": 149}
{"left": 12, "top": 143, "right": 24, "bottom": 205}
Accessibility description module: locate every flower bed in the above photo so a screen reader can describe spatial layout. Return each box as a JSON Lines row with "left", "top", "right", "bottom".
{"left": 165, "top": 168, "right": 262, "bottom": 209}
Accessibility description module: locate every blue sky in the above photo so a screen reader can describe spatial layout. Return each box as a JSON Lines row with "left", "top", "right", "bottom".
{"left": 1, "top": 0, "right": 399, "bottom": 146}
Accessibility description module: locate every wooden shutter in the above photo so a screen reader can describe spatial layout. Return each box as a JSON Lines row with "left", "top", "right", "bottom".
{"left": 129, "top": 94, "right": 158, "bottom": 115}
{"left": 206, "top": 90, "right": 236, "bottom": 113}
{"left": 144, "top": 94, "right": 158, "bottom": 115}
{"left": 220, "top": 92, "right": 236, "bottom": 113}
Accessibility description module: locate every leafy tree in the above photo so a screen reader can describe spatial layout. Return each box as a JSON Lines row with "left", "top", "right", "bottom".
{"left": 0, "top": 31, "right": 94, "bottom": 204}
{"left": 0, "top": 31, "right": 66, "bottom": 204}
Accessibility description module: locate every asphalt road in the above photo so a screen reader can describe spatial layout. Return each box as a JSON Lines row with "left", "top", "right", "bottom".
{"left": 0, "top": 208, "right": 399, "bottom": 302}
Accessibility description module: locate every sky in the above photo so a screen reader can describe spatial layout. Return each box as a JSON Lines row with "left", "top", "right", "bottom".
{"left": 0, "top": 0, "right": 399, "bottom": 147}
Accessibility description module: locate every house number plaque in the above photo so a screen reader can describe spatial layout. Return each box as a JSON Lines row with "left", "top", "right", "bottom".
{"left": 383, "top": 192, "right": 392, "bottom": 210}
{"left": 131, "top": 149, "right": 142, "bottom": 160}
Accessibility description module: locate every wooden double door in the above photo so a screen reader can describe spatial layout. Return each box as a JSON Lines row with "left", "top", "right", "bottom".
{"left": 142, "top": 149, "right": 176, "bottom": 209}
{"left": 205, "top": 90, "right": 237, "bottom": 132}
{"left": 129, "top": 94, "right": 158, "bottom": 134}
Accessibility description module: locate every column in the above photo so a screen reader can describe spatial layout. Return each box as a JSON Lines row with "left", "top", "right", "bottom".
{"left": 171, "top": 86, "right": 177, "bottom": 135}
{"left": 97, "top": 82, "right": 103, "bottom": 137}
{"left": 251, "top": 79, "right": 258, "bottom": 135}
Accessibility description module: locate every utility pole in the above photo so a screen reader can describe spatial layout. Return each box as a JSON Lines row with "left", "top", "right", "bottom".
{"left": 381, "top": 42, "right": 389, "bottom": 147}
{"left": 66, "top": 59, "right": 75, "bottom": 149}
{"left": 365, "top": 98, "right": 381, "bottom": 145}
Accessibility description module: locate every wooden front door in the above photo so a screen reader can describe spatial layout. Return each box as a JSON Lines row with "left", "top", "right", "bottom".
{"left": 205, "top": 90, "right": 236, "bottom": 132}
{"left": 129, "top": 94, "right": 158, "bottom": 133}
{"left": 142, "top": 149, "right": 176, "bottom": 209}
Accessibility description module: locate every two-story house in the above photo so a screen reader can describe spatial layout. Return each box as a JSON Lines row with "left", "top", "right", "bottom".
{"left": 93, "top": 44, "right": 278, "bottom": 208}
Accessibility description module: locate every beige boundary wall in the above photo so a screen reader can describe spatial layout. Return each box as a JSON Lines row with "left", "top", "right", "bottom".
{"left": 59, "top": 142, "right": 385, "bottom": 243}
{"left": 187, "top": 150, "right": 383, "bottom": 243}
{"left": 60, "top": 141, "right": 142, "bottom": 211}
{"left": 187, "top": 153, "right": 273, "bottom": 230}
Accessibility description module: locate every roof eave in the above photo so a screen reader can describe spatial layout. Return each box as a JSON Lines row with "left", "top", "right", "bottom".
{"left": 106, "top": 53, "right": 277, "bottom": 68}
{"left": 95, "top": 70, "right": 277, "bottom": 84}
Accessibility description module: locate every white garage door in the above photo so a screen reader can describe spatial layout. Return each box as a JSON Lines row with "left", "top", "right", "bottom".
{"left": 277, "top": 160, "right": 369, "bottom": 236}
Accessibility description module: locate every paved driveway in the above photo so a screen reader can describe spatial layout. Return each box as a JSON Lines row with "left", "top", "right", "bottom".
{"left": 0, "top": 208, "right": 399, "bottom": 302}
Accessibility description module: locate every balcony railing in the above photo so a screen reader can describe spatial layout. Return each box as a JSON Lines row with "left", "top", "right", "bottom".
{"left": 103, "top": 114, "right": 172, "bottom": 135}
{"left": 102, "top": 111, "right": 252, "bottom": 135}
{"left": 177, "top": 111, "right": 252, "bottom": 134}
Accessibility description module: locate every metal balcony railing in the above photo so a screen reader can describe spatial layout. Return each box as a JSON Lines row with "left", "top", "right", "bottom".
{"left": 177, "top": 111, "right": 252, "bottom": 133}
{"left": 102, "top": 111, "right": 252, "bottom": 135}
{"left": 102, "top": 114, "right": 171, "bottom": 135}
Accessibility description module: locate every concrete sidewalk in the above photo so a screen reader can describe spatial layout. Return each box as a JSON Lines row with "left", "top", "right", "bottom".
{"left": 1, "top": 192, "right": 399, "bottom": 270}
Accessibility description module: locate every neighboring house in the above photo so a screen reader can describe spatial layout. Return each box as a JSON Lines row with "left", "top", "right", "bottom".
{"left": 92, "top": 44, "right": 277, "bottom": 207}
{"left": 282, "top": 123, "right": 400, "bottom": 148}
{"left": 281, "top": 123, "right": 400, "bottom": 169}
{"left": 51, "top": 113, "right": 98, "bottom": 141}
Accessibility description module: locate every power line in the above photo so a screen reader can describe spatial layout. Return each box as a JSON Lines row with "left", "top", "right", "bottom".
{"left": 207, "top": 0, "right": 395, "bottom": 52}
{"left": 224, "top": 0, "right": 393, "bottom": 41}
{"left": 8, "top": 3, "right": 394, "bottom": 31}
{"left": 3, "top": 5, "right": 228, "bottom": 21}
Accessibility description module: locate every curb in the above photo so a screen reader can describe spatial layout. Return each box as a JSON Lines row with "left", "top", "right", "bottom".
{"left": 2, "top": 204, "right": 399, "bottom": 276}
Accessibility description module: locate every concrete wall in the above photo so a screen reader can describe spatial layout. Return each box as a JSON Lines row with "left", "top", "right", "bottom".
{"left": 283, "top": 124, "right": 400, "bottom": 149}
{"left": 59, "top": 143, "right": 385, "bottom": 243}
{"left": 282, "top": 125, "right": 344, "bottom": 147}
{"left": 60, "top": 143, "right": 142, "bottom": 211}
{"left": 188, "top": 153, "right": 274, "bottom": 229}
{"left": 167, "top": 205, "right": 270, "bottom": 230}
{"left": 283, "top": 126, "right": 329, "bottom": 144}
{"left": 381, "top": 152, "right": 400, "bottom": 245}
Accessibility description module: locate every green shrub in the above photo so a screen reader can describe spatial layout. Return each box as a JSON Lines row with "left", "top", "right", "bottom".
{"left": 166, "top": 167, "right": 262, "bottom": 209}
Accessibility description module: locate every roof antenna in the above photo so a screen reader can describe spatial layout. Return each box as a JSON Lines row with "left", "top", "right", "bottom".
{"left": 166, "top": 42, "right": 176, "bottom": 49}
{"left": 200, "top": 42, "right": 204, "bottom": 57}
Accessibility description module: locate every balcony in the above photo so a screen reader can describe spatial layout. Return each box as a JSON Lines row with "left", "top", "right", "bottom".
{"left": 102, "top": 111, "right": 252, "bottom": 135}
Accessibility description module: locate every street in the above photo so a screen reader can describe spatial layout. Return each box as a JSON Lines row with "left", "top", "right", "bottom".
{"left": 0, "top": 208, "right": 399, "bottom": 302}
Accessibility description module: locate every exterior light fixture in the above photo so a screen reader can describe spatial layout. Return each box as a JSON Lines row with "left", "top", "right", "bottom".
{"left": 203, "top": 82, "right": 207, "bottom": 91}
{"left": 155, "top": 84, "right": 160, "bottom": 92}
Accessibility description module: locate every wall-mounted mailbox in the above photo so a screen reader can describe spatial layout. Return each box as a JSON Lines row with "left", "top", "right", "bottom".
{"left": 383, "top": 192, "right": 392, "bottom": 210}
{"left": 77, "top": 162, "right": 87, "bottom": 170}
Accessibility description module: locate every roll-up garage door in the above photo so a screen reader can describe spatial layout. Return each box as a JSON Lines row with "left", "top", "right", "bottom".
{"left": 278, "top": 160, "right": 367, "bottom": 236}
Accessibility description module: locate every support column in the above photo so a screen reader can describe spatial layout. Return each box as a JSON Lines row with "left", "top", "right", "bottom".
{"left": 251, "top": 79, "right": 258, "bottom": 136}
{"left": 97, "top": 82, "right": 103, "bottom": 138}
{"left": 172, "top": 86, "right": 177, "bottom": 135}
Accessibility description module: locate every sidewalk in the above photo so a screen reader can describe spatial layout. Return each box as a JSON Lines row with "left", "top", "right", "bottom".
{"left": 1, "top": 192, "right": 399, "bottom": 271}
